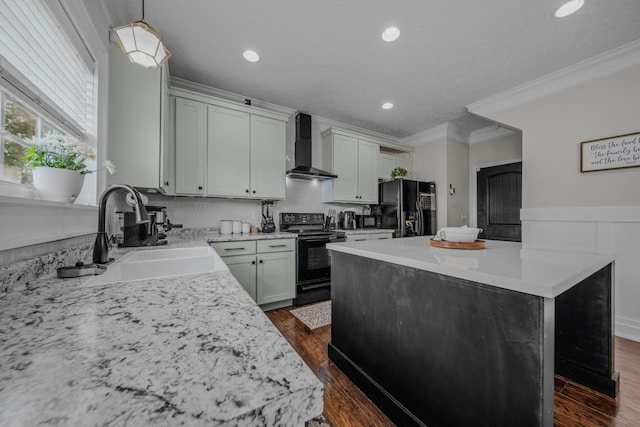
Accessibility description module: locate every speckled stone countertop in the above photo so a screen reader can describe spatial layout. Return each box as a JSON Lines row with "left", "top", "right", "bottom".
{"left": 0, "top": 240, "right": 323, "bottom": 426}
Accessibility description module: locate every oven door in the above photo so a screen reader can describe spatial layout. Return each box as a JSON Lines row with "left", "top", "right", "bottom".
{"left": 297, "top": 235, "right": 345, "bottom": 284}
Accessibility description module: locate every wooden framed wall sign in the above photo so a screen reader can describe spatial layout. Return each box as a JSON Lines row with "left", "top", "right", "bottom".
{"left": 580, "top": 131, "right": 640, "bottom": 172}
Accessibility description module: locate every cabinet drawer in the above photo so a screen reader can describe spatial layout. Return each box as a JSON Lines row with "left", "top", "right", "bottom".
{"left": 257, "top": 239, "right": 295, "bottom": 253}
{"left": 348, "top": 235, "right": 370, "bottom": 242}
{"left": 211, "top": 241, "right": 257, "bottom": 256}
{"left": 370, "top": 233, "right": 393, "bottom": 240}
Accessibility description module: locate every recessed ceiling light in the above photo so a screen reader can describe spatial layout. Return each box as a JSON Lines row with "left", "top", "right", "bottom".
{"left": 381, "top": 27, "right": 400, "bottom": 42}
{"left": 382, "top": 102, "right": 394, "bottom": 110}
{"left": 553, "top": 0, "right": 585, "bottom": 18}
{"left": 243, "top": 50, "right": 260, "bottom": 62}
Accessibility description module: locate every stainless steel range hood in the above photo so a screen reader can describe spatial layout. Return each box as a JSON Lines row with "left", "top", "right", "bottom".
{"left": 286, "top": 113, "right": 337, "bottom": 180}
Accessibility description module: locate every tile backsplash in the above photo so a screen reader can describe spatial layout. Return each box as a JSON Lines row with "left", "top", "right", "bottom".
{"left": 146, "top": 178, "right": 363, "bottom": 230}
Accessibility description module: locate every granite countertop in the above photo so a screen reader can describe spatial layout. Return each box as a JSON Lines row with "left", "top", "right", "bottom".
{"left": 0, "top": 240, "right": 323, "bottom": 426}
{"left": 327, "top": 236, "right": 614, "bottom": 298}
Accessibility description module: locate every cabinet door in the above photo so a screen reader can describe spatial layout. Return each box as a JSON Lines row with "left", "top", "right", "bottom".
{"left": 224, "top": 255, "right": 257, "bottom": 302}
{"left": 251, "top": 115, "right": 286, "bottom": 199}
{"left": 357, "top": 140, "right": 380, "bottom": 203}
{"left": 160, "top": 92, "right": 175, "bottom": 195}
{"left": 332, "top": 134, "right": 359, "bottom": 202}
{"left": 257, "top": 251, "right": 295, "bottom": 305}
{"left": 175, "top": 98, "right": 206, "bottom": 195}
{"left": 379, "top": 153, "right": 396, "bottom": 179}
{"left": 207, "top": 105, "right": 251, "bottom": 197}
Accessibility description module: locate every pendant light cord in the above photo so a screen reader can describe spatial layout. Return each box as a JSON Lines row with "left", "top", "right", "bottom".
{"left": 141, "top": 0, "right": 145, "bottom": 20}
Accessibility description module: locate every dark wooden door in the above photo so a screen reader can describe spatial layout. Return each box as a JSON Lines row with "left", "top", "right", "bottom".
{"left": 477, "top": 162, "right": 522, "bottom": 241}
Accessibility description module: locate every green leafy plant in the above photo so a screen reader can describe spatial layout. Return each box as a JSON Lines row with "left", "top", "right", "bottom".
{"left": 391, "top": 167, "right": 408, "bottom": 178}
{"left": 24, "top": 133, "right": 115, "bottom": 174}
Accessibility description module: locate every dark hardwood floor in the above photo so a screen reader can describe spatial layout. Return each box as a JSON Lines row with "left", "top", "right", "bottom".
{"left": 266, "top": 306, "right": 640, "bottom": 427}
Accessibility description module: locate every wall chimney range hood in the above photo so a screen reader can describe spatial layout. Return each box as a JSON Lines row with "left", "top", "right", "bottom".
{"left": 286, "top": 113, "right": 337, "bottom": 180}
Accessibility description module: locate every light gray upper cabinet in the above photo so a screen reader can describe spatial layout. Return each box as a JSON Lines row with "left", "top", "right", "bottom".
{"left": 207, "top": 106, "right": 285, "bottom": 199}
{"left": 107, "top": 44, "right": 173, "bottom": 192}
{"left": 322, "top": 129, "right": 379, "bottom": 204}
{"left": 207, "top": 105, "right": 251, "bottom": 197}
{"left": 250, "top": 115, "right": 286, "bottom": 199}
{"left": 169, "top": 87, "right": 287, "bottom": 200}
{"left": 174, "top": 97, "right": 206, "bottom": 195}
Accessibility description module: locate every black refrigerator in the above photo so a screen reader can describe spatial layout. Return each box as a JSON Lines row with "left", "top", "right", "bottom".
{"left": 379, "top": 179, "right": 437, "bottom": 238}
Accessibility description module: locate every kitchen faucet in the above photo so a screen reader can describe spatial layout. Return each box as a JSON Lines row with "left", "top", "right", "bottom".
{"left": 93, "top": 184, "right": 149, "bottom": 264}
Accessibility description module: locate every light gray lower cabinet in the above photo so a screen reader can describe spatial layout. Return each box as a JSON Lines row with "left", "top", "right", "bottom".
{"left": 345, "top": 233, "right": 394, "bottom": 242}
{"left": 211, "top": 239, "right": 295, "bottom": 309}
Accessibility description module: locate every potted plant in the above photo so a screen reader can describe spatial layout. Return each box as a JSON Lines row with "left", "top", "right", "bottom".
{"left": 391, "top": 167, "right": 408, "bottom": 179}
{"left": 24, "top": 133, "right": 116, "bottom": 203}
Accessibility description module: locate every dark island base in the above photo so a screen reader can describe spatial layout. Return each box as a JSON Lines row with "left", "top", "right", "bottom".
{"left": 329, "top": 252, "right": 617, "bottom": 427}
{"left": 555, "top": 264, "right": 619, "bottom": 397}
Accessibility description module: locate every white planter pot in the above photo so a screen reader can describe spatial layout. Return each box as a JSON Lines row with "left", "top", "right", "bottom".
{"left": 32, "top": 166, "right": 85, "bottom": 203}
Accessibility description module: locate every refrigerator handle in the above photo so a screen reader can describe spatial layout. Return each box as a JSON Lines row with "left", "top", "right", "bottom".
{"left": 416, "top": 201, "right": 422, "bottom": 236}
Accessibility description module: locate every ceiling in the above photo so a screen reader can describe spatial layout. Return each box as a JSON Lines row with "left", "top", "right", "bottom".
{"left": 104, "top": 0, "right": 640, "bottom": 139}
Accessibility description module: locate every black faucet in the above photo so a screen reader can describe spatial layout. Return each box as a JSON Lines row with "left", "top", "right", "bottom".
{"left": 93, "top": 184, "right": 149, "bottom": 264}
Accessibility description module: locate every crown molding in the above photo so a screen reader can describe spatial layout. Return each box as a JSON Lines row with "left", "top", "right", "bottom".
{"left": 170, "top": 77, "right": 297, "bottom": 118}
{"left": 402, "top": 123, "right": 449, "bottom": 147}
{"left": 467, "top": 38, "right": 640, "bottom": 119}
{"left": 469, "top": 125, "right": 518, "bottom": 145}
{"left": 312, "top": 115, "right": 405, "bottom": 145}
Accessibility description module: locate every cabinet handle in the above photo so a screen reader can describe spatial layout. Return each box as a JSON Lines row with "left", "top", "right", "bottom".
{"left": 259, "top": 259, "right": 263, "bottom": 264}
{"left": 198, "top": 186, "right": 203, "bottom": 190}
{"left": 252, "top": 190, "right": 256, "bottom": 194}
{"left": 245, "top": 189, "right": 249, "bottom": 193}
{"left": 164, "top": 181, "right": 169, "bottom": 186}
{"left": 269, "top": 244, "right": 287, "bottom": 248}
{"left": 224, "top": 247, "right": 246, "bottom": 251}
{"left": 251, "top": 260, "right": 256, "bottom": 265}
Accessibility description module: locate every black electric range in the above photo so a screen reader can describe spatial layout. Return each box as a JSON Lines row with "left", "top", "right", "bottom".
{"left": 280, "top": 213, "right": 346, "bottom": 305}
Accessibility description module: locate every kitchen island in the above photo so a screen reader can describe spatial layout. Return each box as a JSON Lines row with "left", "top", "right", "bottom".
{"left": 327, "top": 237, "right": 618, "bottom": 427}
{"left": 0, "top": 240, "right": 323, "bottom": 426}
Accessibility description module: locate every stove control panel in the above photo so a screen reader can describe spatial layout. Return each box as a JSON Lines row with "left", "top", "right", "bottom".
{"left": 280, "top": 212, "right": 325, "bottom": 228}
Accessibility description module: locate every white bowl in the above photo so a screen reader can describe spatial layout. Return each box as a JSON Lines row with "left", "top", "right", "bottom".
{"left": 436, "top": 227, "right": 482, "bottom": 243}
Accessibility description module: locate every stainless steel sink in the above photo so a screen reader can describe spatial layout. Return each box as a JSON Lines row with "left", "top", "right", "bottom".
{"left": 84, "top": 246, "right": 228, "bottom": 286}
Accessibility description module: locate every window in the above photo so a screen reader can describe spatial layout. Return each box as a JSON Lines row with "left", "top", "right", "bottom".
{"left": 0, "top": 89, "right": 78, "bottom": 185}
{"left": 0, "top": 0, "right": 95, "bottom": 196}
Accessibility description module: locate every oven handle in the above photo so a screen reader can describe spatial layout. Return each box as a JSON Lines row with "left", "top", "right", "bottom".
{"left": 300, "top": 237, "right": 343, "bottom": 243}
{"left": 300, "top": 282, "right": 330, "bottom": 291}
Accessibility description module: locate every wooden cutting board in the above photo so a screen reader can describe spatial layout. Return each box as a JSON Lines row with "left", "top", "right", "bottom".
{"left": 429, "top": 239, "right": 486, "bottom": 250}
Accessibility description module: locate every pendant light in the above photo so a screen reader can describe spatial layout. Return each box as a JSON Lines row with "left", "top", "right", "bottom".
{"left": 112, "top": 0, "right": 171, "bottom": 68}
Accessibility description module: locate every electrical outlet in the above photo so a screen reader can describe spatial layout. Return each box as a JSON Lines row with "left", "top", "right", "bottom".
{"left": 461, "top": 212, "right": 467, "bottom": 221}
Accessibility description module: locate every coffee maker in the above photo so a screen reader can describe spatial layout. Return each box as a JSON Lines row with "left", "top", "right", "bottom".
{"left": 120, "top": 205, "right": 181, "bottom": 247}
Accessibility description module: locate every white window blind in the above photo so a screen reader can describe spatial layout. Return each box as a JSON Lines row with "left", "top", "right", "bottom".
{"left": 0, "top": 0, "right": 94, "bottom": 139}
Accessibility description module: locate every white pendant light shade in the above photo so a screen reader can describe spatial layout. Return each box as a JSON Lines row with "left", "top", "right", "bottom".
{"left": 113, "top": 21, "right": 171, "bottom": 68}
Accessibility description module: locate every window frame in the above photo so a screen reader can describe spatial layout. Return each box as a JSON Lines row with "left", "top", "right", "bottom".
{"left": 0, "top": 0, "right": 98, "bottom": 205}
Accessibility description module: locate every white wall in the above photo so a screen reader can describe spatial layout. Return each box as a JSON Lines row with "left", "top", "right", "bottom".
{"left": 469, "top": 133, "right": 522, "bottom": 168}
{"left": 468, "top": 132, "right": 523, "bottom": 227}
{"left": 413, "top": 139, "right": 447, "bottom": 229}
{"left": 492, "top": 64, "right": 640, "bottom": 209}
{"left": 446, "top": 141, "right": 469, "bottom": 227}
{"left": 476, "top": 63, "right": 640, "bottom": 341}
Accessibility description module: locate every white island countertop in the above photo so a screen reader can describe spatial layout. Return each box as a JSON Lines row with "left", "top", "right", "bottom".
{"left": 327, "top": 236, "right": 614, "bottom": 298}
